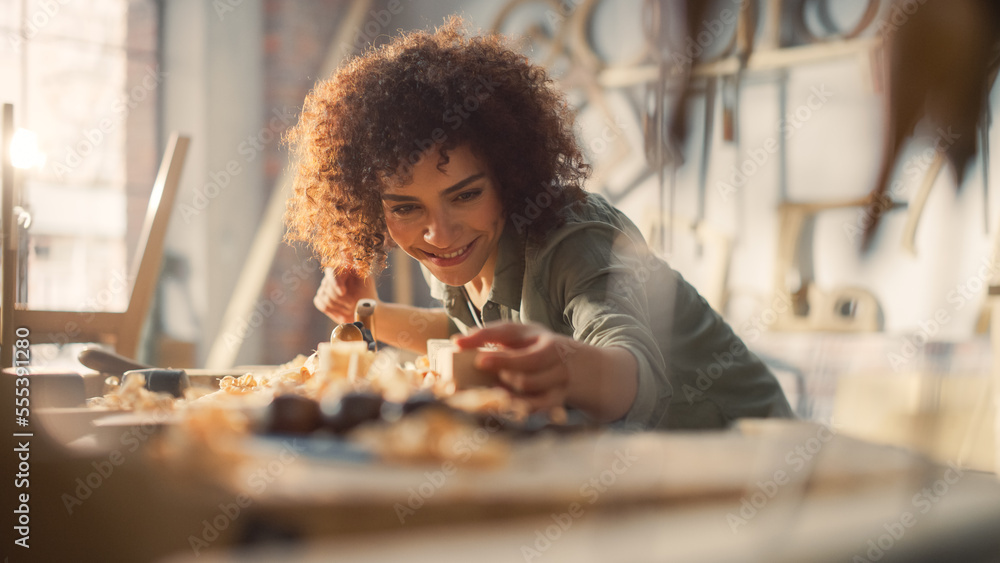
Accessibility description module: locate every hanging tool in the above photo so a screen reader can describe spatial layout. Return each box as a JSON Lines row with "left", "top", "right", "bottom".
{"left": 865, "top": 0, "right": 1000, "bottom": 250}
{"left": 695, "top": 77, "right": 716, "bottom": 256}
{"left": 773, "top": 195, "right": 905, "bottom": 332}
{"left": 722, "top": 0, "right": 757, "bottom": 143}
{"left": 641, "top": 0, "right": 670, "bottom": 253}
{"left": 982, "top": 84, "right": 993, "bottom": 234}
{"left": 792, "top": 0, "right": 880, "bottom": 44}
{"left": 900, "top": 150, "right": 947, "bottom": 256}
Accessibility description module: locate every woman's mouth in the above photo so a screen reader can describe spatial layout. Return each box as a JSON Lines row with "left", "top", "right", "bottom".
{"left": 423, "top": 239, "right": 476, "bottom": 267}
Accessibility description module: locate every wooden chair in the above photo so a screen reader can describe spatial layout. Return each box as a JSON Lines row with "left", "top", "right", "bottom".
{"left": 1, "top": 108, "right": 189, "bottom": 365}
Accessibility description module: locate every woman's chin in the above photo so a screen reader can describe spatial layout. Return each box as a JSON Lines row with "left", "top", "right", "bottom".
{"left": 434, "top": 271, "right": 473, "bottom": 287}
{"left": 421, "top": 263, "right": 472, "bottom": 287}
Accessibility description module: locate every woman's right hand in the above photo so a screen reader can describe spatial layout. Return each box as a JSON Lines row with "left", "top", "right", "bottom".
{"left": 313, "top": 268, "right": 377, "bottom": 323}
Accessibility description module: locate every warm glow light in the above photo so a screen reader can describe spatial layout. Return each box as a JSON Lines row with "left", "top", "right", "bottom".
{"left": 10, "top": 128, "right": 46, "bottom": 169}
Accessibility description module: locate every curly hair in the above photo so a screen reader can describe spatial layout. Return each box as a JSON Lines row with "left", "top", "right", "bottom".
{"left": 284, "top": 16, "right": 590, "bottom": 276}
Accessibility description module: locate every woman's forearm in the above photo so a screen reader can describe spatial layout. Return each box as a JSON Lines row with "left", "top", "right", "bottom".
{"left": 564, "top": 343, "right": 639, "bottom": 423}
{"left": 369, "top": 302, "right": 453, "bottom": 354}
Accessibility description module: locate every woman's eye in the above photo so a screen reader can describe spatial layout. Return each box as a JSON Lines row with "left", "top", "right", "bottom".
{"left": 456, "top": 189, "right": 482, "bottom": 202}
{"left": 391, "top": 205, "right": 417, "bottom": 216}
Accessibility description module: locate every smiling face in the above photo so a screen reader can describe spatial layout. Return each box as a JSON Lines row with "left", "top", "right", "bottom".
{"left": 382, "top": 145, "right": 505, "bottom": 288}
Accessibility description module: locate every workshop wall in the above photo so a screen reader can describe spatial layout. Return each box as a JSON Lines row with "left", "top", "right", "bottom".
{"left": 161, "top": 0, "right": 269, "bottom": 366}
{"left": 160, "top": 0, "right": 1000, "bottom": 367}
{"left": 374, "top": 0, "right": 1000, "bottom": 345}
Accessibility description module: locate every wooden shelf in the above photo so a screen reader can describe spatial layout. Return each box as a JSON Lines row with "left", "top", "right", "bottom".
{"left": 599, "top": 36, "right": 879, "bottom": 88}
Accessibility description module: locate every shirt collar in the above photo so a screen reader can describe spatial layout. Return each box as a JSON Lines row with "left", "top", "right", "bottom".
{"left": 489, "top": 219, "right": 526, "bottom": 311}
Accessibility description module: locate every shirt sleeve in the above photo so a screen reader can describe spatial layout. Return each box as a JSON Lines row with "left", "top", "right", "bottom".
{"left": 538, "top": 223, "right": 673, "bottom": 429}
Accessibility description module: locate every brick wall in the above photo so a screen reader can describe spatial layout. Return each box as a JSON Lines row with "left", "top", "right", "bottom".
{"left": 259, "top": 0, "right": 348, "bottom": 363}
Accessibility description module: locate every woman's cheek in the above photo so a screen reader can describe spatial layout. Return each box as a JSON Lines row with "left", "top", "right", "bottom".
{"left": 384, "top": 220, "right": 407, "bottom": 245}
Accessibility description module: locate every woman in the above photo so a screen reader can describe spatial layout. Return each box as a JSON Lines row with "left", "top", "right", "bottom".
{"left": 285, "top": 17, "right": 792, "bottom": 430}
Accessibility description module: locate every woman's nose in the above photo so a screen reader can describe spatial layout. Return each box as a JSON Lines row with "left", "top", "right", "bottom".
{"left": 424, "top": 209, "right": 460, "bottom": 248}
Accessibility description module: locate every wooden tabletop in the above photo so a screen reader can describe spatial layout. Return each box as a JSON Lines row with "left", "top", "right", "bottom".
{"left": 154, "top": 419, "right": 1000, "bottom": 562}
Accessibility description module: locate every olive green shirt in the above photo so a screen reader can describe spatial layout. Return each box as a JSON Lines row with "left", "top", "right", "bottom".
{"left": 422, "top": 193, "right": 793, "bottom": 430}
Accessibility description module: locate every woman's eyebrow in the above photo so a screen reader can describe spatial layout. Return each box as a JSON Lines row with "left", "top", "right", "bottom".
{"left": 440, "top": 173, "right": 485, "bottom": 196}
{"left": 381, "top": 193, "right": 418, "bottom": 202}
{"left": 381, "top": 173, "right": 485, "bottom": 202}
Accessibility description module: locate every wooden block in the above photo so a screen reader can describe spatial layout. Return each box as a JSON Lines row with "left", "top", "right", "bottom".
{"left": 437, "top": 347, "right": 499, "bottom": 390}
{"left": 316, "top": 341, "right": 370, "bottom": 380}
{"left": 426, "top": 339, "right": 454, "bottom": 373}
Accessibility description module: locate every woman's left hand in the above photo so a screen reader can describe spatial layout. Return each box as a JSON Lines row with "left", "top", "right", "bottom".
{"left": 452, "top": 321, "right": 581, "bottom": 412}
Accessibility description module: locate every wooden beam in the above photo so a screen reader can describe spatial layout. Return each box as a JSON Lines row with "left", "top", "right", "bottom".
{"left": 120, "top": 133, "right": 189, "bottom": 357}
{"left": 15, "top": 311, "right": 125, "bottom": 339}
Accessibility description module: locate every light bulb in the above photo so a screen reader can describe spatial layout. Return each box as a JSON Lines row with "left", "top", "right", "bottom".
{"left": 10, "top": 128, "right": 46, "bottom": 169}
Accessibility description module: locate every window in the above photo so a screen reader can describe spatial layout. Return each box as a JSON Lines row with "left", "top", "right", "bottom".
{"left": 0, "top": 0, "right": 160, "bottom": 311}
